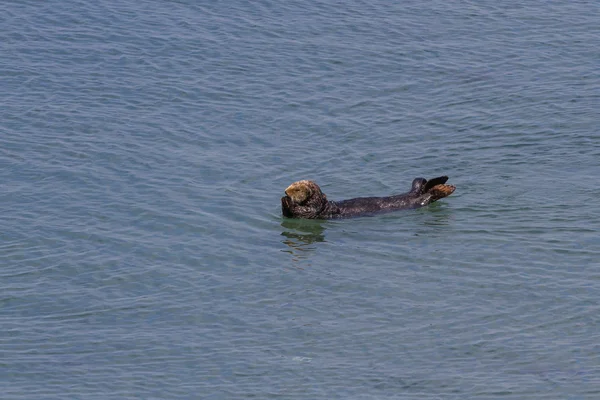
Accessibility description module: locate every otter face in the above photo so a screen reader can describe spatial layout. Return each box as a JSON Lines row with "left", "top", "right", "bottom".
{"left": 281, "top": 180, "right": 327, "bottom": 219}
{"left": 284, "top": 180, "right": 314, "bottom": 204}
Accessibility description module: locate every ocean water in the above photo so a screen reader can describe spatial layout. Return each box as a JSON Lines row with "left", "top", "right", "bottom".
{"left": 1, "top": 0, "right": 599, "bottom": 398}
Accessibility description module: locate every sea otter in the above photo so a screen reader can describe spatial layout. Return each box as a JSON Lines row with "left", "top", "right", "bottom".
{"left": 281, "top": 176, "right": 455, "bottom": 219}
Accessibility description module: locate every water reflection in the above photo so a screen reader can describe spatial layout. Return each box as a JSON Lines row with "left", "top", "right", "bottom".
{"left": 280, "top": 219, "right": 327, "bottom": 264}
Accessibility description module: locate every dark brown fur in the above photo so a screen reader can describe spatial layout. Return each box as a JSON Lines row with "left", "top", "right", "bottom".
{"left": 281, "top": 176, "right": 455, "bottom": 219}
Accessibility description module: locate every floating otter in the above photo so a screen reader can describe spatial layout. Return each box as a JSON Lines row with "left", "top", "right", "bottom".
{"left": 281, "top": 176, "right": 455, "bottom": 219}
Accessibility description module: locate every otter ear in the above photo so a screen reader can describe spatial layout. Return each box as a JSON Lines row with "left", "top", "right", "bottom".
{"left": 285, "top": 181, "right": 313, "bottom": 204}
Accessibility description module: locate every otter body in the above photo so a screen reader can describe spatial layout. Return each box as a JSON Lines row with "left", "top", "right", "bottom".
{"left": 281, "top": 176, "right": 455, "bottom": 219}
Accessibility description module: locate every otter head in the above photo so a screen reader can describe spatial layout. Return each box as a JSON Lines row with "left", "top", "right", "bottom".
{"left": 281, "top": 180, "right": 328, "bottom": 219}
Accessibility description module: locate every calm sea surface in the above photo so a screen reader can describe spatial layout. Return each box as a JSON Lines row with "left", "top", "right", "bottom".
{"left": 1, "top": 1, "right": 599, "bottom": 399}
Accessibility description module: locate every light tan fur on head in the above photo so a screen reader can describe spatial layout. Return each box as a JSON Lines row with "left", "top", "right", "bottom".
{"left": 284, "top": 180, "right": 316, "bottom": 204}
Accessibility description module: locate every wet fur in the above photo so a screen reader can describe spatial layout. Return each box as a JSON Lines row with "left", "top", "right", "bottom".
{"left": 281, "top": 176, "right": 455, "bottom": 219}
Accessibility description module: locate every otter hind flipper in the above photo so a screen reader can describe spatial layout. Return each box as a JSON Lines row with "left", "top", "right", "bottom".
{"left": 427, "top": 184, "right": 456, "bottom": 202}
{"left": 423, "top": 176, "right": 449, "bottom": 193}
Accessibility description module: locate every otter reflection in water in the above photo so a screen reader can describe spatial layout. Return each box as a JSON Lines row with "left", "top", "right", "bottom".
{"left": 281, "top": 176, "right": 455, "bottom": 219}
{"left": 280, "top": 219, "right": 327, "bottom": 265}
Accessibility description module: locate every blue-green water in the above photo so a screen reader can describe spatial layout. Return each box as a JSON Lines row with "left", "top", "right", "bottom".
{"left": 2, "top": 1, "right": 599, "bottom": 398}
